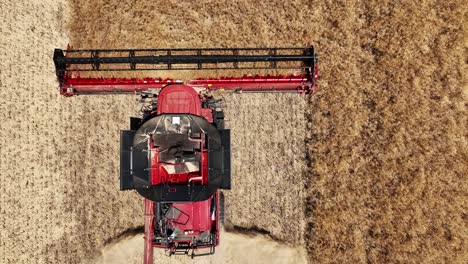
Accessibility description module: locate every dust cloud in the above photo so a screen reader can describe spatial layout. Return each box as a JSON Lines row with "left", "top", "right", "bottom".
{"left": 89, "top": 231, "right": 307, "bottom": 264}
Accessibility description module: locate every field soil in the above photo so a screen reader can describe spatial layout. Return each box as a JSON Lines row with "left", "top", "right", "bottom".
{"left": 89, "top": 232, "right": 307, "bottom": 264}
{"left": 1, "top": 0, "right": 467, "bottom": 264}
{"left": 1, "top": 1, "right": 142, "bottom": 263}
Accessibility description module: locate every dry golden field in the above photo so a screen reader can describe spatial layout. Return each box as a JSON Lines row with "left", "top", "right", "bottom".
{"left": 1, "top": 0, "right": 466, "bottom": 263}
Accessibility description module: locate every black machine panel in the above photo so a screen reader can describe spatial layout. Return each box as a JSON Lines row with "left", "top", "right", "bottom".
{"left": 130, "top": 117, "right": 142, "bottom": 130}
{"left": 218, "top": 129, "right": 231, "bottom": 190}
{"left": 208, "top": 129, "right": 231, "bottom": 190}
{"left": 120, "top": 130, "right": 136, "bottom": 190}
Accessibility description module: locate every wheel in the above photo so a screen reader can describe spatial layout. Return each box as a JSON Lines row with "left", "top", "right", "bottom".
{"left": 219, "top": 192, "right": 225, "bottom": 227}
{"left": 213, "top": 110, "right": 225, "bottom": 129}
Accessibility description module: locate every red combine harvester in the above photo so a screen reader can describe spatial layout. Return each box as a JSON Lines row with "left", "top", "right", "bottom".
{"left": 53, "top": 46, "right": 317, "bottom": 263}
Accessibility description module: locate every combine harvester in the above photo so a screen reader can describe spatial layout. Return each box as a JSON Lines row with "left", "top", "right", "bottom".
{"left": 53, "top": 46, "right": 317, "bottom": 263}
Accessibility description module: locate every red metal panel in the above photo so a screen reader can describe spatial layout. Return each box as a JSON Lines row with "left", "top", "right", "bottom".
{"left": 201, "top": 108, "right": 213, "bottom": 123}
{"left": 172, "top": 199, "right": 212, "bottom": 232}
{"left": 189, "top": 75, "right": 312, "bottom": 93}
{"left": 144, "top": 199, "right": 155, "bottom": 264}
{"left": 58, "top": 74, "right": 316, "bottom": 96}
{"left": 157, "top": 85, "right": 201, "bottom": 115}
{"left": 59, "top": 76, "right": 174, "bottom": 96}
{"left": 201, "top": 152, "right": 208, "bottom": 185}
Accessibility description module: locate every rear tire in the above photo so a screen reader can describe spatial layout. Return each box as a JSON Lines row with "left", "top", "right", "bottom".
{"left": 213, "top": 110, "right": 225, "bottom": 129}
{"left": 219, "top": 192, "right": 225, "bottom": 227}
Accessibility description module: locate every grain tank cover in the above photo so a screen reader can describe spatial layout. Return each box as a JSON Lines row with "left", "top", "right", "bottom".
{"left": 126, "top": 114, "right": 228, "bottom": 202}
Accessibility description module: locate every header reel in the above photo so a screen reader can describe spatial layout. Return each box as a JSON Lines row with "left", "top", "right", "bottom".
{"left": 53, "top": 46, "right": 318, "bottom": 96}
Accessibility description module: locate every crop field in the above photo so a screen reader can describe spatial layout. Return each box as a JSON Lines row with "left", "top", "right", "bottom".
{"left": 1, "top": 0, "right": 466, "bottom": 263}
